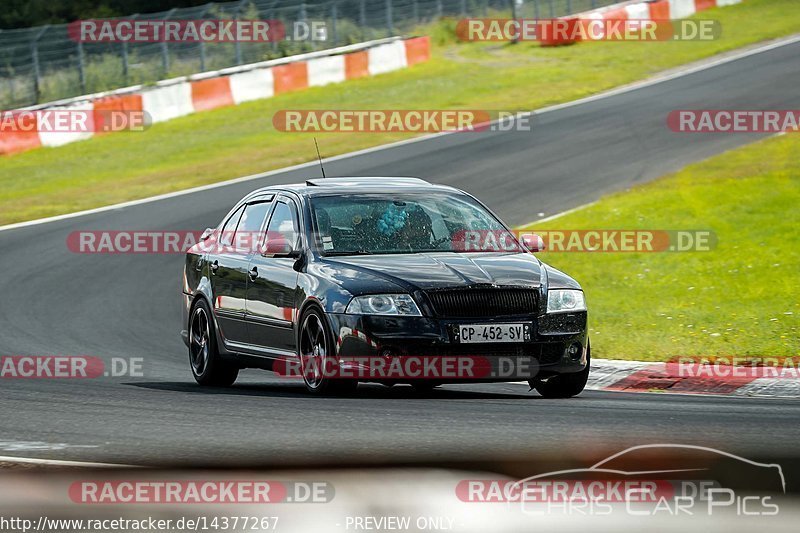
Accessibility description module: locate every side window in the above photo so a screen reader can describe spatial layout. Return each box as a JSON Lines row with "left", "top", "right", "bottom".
{"left": 233, "top": 201, "right": 271, "bottom": 251}
{"left": 265, "top": 201, "right": 299, "bottom": 246}
{"left": 219, "top": 204, "right": 245, "bottom": 246}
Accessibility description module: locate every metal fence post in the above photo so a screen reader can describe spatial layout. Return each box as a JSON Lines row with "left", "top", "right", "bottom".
{"left": 0, "top": 29, "right": 12, "bottom": 106}
{"left": 121, "top": 14, "right": 137, "bottom": 85}
{"left": 386, "top": 0, "right": 394, "bottom": 35}
{"left": 460, "top": 0, "right": 467, "bottom": 16}
{"left": 591, "top": 0, "right": 597, "bottom": 8}
{"left": 269, "top": 2, "right": 278, "bottom": 54}
{"left": 199, "top": 3, "right": 214, "bottom": 72}
{"left": 299, "top": 3, "right": 315, "bottom": 51}
{"left": 30, "top": 25, "right": 49, "bottom": 104}
{"left": 436, "top": 0, "right": 443, "bottom": 18}
{"left": 510, "top": 0, "right": 518, "bottom": 43}
{"left": 412, "top": 0, "right": 419, "bottom": 24}
{"left": 332, "top": 1, "right": 339, "bottom": 46}
{"left": 234, "top": 0, "right": 248, "bottom": 65}
{"left": 121, "top": 40, "right": 129, "bottom": 84}
{"left": 567, "top": 0, "right": 572, "bottom": 15}
{"left": 549, "top": 0, "right": 555, "bottom": 18}
{"left": 161, "top": 8, "right": 177, "bottom": 76}
{"left": 77, "top": 41, "right": 86, "bottom": 93}
{"left": 534, "top": 0, "right": 540, "bottom": 20}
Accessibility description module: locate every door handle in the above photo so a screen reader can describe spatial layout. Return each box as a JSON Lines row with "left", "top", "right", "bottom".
{"left": 248, "top": 266, "right": 258, "bottom": 281}
{"left": 210, "top": 260, "right": 219, "bottom": 274}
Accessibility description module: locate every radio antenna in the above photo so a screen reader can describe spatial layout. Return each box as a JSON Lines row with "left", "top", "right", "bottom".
{"left": 314, "top": 137, "right": 326, "bottom": 179}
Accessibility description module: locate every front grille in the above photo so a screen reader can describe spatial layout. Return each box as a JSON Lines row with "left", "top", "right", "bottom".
{"left": 425, "top": 287, "right": 538, "bottom": 318}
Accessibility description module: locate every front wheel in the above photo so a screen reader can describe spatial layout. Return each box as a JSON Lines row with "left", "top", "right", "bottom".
{"left": 298, "top": 307, "right": 357, "bottom": 395}
{"left": 189, "top": 299, "right": 239, "bottom": 386}
{"left": 530, "top": 343, "right": 590, "bottom": 398}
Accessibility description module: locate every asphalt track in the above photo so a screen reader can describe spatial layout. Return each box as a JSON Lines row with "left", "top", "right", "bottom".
{"left": 1, "top": 38, "right": 799, "bottom": 468}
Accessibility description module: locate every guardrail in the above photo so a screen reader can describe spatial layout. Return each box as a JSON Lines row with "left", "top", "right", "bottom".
{"left": 0, "top": 0, "right": 622, "bottom": 109}
{"left": 0, "top": 35, "right": 431, "bottom": 156}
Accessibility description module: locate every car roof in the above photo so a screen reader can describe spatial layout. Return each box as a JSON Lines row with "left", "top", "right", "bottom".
{"left": 246, "top": 177, "right": 463, "bottom": 199}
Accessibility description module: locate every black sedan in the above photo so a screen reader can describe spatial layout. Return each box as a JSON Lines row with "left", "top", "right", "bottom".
{"left": 181, "top": 177, "right": 589, "bottom": 397}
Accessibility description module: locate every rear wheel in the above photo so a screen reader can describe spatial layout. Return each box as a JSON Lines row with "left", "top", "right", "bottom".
{"left": 189, "top": 299, "right": 239, "bottom": 386}
{"left": 531, "top": 343, "right": 590, "bottom": 398}
{"left": 299, "top": 307, "right": 357, "bottom": 395}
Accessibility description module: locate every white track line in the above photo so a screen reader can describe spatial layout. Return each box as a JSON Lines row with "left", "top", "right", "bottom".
{"left": 518, "top": 201, "right": 598, "bottom": 227}
{"left": 0, "top": 455, "right": 137, "bottom": 468}
{"left": 1, "top": 33, "right": 798, "bottom": 235}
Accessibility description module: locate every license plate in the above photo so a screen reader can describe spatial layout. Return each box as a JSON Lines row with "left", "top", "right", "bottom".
{"left": 458, "top": 323, "right": 528, "bottom": 343}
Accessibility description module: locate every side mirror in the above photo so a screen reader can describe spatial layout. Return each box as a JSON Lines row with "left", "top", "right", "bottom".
{"left": 261, "top": 237, "right": 299, "bottom": 257}
{"left": 519, "top": 232, "right": 545, "bottom": 253}
{"left": 200, "top": 227, "right": 215, "bottom": 241}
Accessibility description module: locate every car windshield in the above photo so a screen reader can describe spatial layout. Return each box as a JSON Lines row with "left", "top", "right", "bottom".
{"left": 310, "top": 192, "right": 521, "bottom": 255}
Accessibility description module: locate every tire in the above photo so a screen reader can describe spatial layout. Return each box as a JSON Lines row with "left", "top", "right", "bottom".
{"left": 531, "top": 343, "right": 590, "bottom": 398}
{"left": 298, "top": 306, "right": 358, "bottom": 396}
{"left": 188, "top": 299, "right": 239, "bottom": 386}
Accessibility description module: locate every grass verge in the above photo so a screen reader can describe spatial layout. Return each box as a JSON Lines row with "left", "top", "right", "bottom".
{"left": 520, "top": 133, "right": 800, "bottom": 360}
{"left": 1, "top": 0, "right": 800, "bottom": 225}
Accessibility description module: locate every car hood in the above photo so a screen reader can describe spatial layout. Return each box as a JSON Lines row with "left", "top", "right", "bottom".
{"left": 325, "top": 252, "right": 543, "bottom": 291}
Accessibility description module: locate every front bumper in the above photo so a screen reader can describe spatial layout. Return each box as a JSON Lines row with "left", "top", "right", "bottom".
{"left": 327, "top": 312, "right": 588, "bottom": 383}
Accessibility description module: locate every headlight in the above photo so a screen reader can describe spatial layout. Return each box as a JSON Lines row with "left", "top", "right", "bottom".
{"left": 547, "top": 289, "right": 586, "bottom": 313}
{"left": 346, "top": 294, "right": 422, "bottom": 316}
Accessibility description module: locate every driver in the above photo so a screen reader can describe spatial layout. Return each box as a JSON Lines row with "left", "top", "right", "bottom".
{"left": 397, "top": 206, "right": 434, "bottom": 250}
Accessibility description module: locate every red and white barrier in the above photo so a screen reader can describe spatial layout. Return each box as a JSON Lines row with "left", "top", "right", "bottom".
{"left": 345, "top": 51, "right": 370, "bottom": 79}
{"left": 670, "top": 0, "right": 698, "bottom": 19}
{"left": 308, "top": 55, "right": 346, "bottom": 87}
{"left": 190, "top": 77, "right": 234, "bottom": 112}
{"left": 649, "top": 0, "right": 671, "bottom": 19}
{"left": 571, "top": 0, "right": 741, "bottom": 45}
{"left": 0, "top": 119, "right": 41, "bottom": 156}
{"left": 229, "top": 69, "right": 274, "bottom": 104}
{"left": 1, "top": 36, "right": 431, "bottom": 157}
{"left": 368, "top": 40, "right": 408, "bottom": 76}
{"left": 404, "top": 36, "right": 431, "bottom": 66}
{"left": 38, "top": 102, "right": 96, "bottom": 148}
{"left": 141, "top": 82, "right": 194, "bottom": 123}
{"left": 624, "top": 2, "right": 650, "bottom": 20}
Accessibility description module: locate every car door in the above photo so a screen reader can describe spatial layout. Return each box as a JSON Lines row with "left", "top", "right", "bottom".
{"left": 209, "top": 198, "right": 272, "bottom": 346}
{"left": 245, "top": 196, "right": 302, "bottom": 353}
